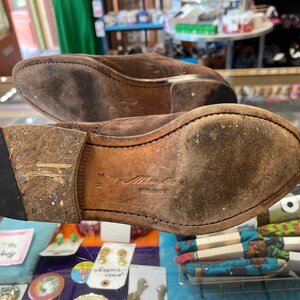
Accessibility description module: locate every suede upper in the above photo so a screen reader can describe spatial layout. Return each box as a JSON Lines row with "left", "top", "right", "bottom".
{"left": 56, "top": 111, "right": 185, "bottom": 137}
{"left": 86, "top": 52, "right": 226, "bottom": 81}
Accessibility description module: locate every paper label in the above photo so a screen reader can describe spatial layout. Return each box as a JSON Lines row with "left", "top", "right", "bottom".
{"left": 0, "top": 229, "right": 34, "bottom": 265}
{"left": 128, "top": 265, "right": 168, "bottom": 300}
{"left": 87, "top": 243, "right": 135, "bottom": 290}
{"left": 196, "top": 232, "right": 241, "bottom": 250}
{"left": 39, "top": 238, "right": 84, "bottom": 256}
{"left": 95, "top": 20, "right": 105, "bottom": 37}
{"left": 101, "top": 222, "right": 131, "bottom": 243}
{"left": 197, "top": 243, "right": 244, "bottom": 261}
{"left": 92, "top": 0, "right": 103, "bottom": 17}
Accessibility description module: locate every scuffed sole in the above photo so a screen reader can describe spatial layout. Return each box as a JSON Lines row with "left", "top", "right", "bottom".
{"left": 1, "top": 104, "right": 300, "bottom": 235}
{"left": 13, "top": 55, "right": 237, "bottom": 122}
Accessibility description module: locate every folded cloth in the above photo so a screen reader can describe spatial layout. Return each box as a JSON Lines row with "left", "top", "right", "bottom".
{"left": 176, "top": 217, "right": 258, "bottom": 242}
{"left": 175, "top": 230, "right": 260, "bottom": 255}
{"left": 181, "top": 257, "right": 287, "bottom": 277}
{"left": 175, "top": 237, "right": 289, "bottom": 264}
{"left": 258, "top": 219, "right": 300, "bottom": 237}
{"left": 244, "top": 237, "right": 288, "bottom": 259}
{"left": 0, "top": 218, "right": 58, "bottom": 284}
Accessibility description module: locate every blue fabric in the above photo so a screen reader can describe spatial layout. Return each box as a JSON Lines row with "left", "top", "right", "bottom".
{"left": 0, "top": 218, "right": 57, "bottom": 284}
{"left": 175, "top": 239, "right": 198, "bottom": 255}
{"left": 160, "top": 232, "right": 300, "bottom": 300}
{"left": 179, "top": 57, "right": 199, "bottom": 64}
{"left": 160, "top": 232, "right": 201, "bottom": 300}
{"left": 240, "top": 230, "right": 260, "bottom": 241}
{"left": 182, "top": 258, "right": 285, "bottom": 277}
{"left": 176, "top": 230, "right": 260, "bottom": 255}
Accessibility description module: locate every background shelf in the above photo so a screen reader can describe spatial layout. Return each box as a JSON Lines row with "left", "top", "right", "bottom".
{"left": 105, "top": 23, "right": 164, "bottom": 32}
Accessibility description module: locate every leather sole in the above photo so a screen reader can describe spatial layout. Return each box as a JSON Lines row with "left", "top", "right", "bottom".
{"left": 13, "top": 55, "right": 237, "bottom": 122}
{"left": 1, "top": 104, "right": 300, "bottom": 234}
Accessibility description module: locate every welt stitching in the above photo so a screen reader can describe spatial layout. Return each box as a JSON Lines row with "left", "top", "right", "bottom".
{"left": 15, "top": 61, "right": 172, "bottom": 89}
{"left": 88, "top": 112, "right": 300, "bottom": 148}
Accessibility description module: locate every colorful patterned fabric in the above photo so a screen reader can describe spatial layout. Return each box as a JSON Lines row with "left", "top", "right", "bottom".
{"left": 175, "top": 237, "right": 289, "bottom": 264}
{"left": 181, "top": 258, "right": 287, "bottom": 277}
{"left": 175, "top": 239, "right": 198, "bottom": 255}
{"left": 243, "top": 237, "right": 289, "bottom": 260}
{"left": 175, "top": 231, "right": 259, "bottom": 255}
{"left": 257, "top": 210, "right": 270, "bottom": 226}
{"left": 258, "top": 219, "right": 300, "bottom": 237}
{"left": 175, "top": 252, "right": 195, "bottom": 264}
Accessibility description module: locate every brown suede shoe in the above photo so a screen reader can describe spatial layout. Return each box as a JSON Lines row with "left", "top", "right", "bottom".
{"left": 13, "top": 52, "right": 237, "bottom": 122}
{"left": 1, "top": 104, "right": 299, "bottom": 235}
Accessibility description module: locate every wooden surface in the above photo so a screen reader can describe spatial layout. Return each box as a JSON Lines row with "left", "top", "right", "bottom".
{"left": 218, "top": 67, "right": 300, "bottom": 86}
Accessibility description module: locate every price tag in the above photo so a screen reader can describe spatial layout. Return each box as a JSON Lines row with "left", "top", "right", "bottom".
{"left": 0, "top": 229, "right": 34, "bottom": 265}
{"left": 39, "top": 238, "right": 84, "bottom": 256}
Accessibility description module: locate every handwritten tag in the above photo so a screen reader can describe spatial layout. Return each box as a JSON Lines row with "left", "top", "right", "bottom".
{"left": 0, "top": 229, "right": 34, "bottom": 266}
{"left": 39, "top": 238, "right": 84, "bottom": 256}
{"left": 87, "top": 243, "right": 135, "bottom": 290}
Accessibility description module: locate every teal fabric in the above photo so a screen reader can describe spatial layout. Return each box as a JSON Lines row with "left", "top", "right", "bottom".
{"left": 0, "top": 218, "right": 57, "bottom": 284}
{"left": 182, "top": 258, "right": 286, "bottom": 277}
{"left": 52, "top": 0, "right": 101, "bottom": 54}
{"left": 160, "top": 232, "right": 300, "bottom": 300}
{"left": 175, "top": 230, "right": 260, "bottom": 255}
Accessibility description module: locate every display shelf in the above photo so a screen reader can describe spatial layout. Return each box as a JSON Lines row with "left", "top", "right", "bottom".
{"left": 165, "top": 20, "right": 274, "bottom": 69}
{"left": 103, "top": 0, "right": 164, "bottom": 53}
{"left": 165, "top": 20, "right": 274, "bottom": 43}
{"left": 105, "top": 23, "right": 164, "bottom": 31}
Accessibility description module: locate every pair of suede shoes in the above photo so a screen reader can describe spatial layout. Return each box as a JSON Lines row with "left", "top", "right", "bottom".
{"left": 0, "top": 52, "right": 300, "bottom": 235}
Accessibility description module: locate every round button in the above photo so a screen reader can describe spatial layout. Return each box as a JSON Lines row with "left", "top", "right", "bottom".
{"left": 28, "top": 272, "right": 64, "bottom": 300}
{"left": 71, "top": 261, "right": 93, "bottom": 284}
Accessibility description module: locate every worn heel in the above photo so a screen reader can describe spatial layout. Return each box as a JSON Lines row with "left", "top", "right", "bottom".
{"left": 1, "top": 125, "right": 87, "bottom": 223}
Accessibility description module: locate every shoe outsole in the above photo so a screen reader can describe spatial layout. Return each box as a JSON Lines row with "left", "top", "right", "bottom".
{"left": 1, "top": 104, "right": 300, "bottom": 235}
{"left": 13, "top": 55, "right": 237, "bottom": 122}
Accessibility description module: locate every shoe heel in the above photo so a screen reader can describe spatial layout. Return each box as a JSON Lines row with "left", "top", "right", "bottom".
{"left": 170, "top": 79, "right": 237, "bottom": 112}
{"left": 1, "top": 125, "right": 87, "bottom": 223}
